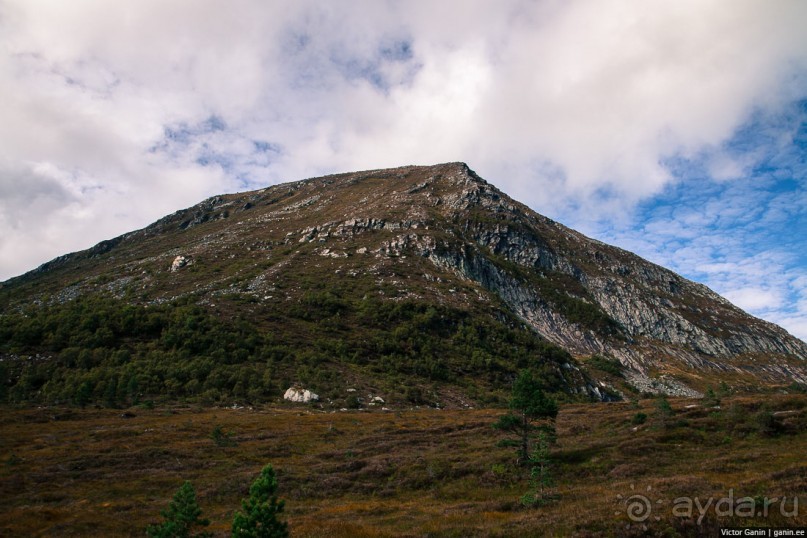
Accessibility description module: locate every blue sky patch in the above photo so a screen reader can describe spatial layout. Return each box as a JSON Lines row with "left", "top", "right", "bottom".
{"left": 589, "top": 101, "right": 807, "bottom": 332}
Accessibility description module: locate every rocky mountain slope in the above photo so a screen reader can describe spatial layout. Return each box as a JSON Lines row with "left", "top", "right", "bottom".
{"left": 1, "top": 162, "right": 805, "bottom": 404}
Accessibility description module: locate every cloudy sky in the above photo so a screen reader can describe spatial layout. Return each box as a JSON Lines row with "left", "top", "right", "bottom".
{"left": 1, "top": 0, "right": 805, "bottom": 340}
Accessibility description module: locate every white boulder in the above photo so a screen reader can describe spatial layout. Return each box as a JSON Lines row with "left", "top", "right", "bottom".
{"left": 284, "top": 387, "right": 319, "bottom": 403}
{"left": 170, "top": 255, "right": 189, "bottom": 272}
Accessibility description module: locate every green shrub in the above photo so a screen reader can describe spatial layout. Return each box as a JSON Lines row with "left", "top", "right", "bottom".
{"left": 753, "top": 409, "right": 782, "bottom": 437}
{"left": 404, "top": 386, "right": 426, "bottom": 405}
{"left": 788, "top": 382, "right": 807, "bottom": 394}
{"left": 210, "top": 425, "right": 237, "bottom": 447}
{"left": 631, "top": 412, "right": 647, "bottom": 425}
{"left": 345, "top": 394, "right": 361, "bottom": 409}
{"left": 587, "top": 355, "right": 624, "bottom": 377}
{"left": 703, "top": 387, "right": 721, "bottom": 407}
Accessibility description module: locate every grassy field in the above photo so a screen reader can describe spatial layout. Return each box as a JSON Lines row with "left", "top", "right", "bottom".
{"left": 1, "top": 394, "right": 805, "bottom": 537}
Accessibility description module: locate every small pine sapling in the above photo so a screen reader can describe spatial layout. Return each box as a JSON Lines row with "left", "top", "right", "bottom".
{"left": 654, "top": 395, "right": 673, "bottom": 429}
{"left": 146, "top": 481, "right": 211, "bottom": 538}
{"left": 520, "top": 431, "right": 556, "bottom": 507}
{"left": 231, "top": 464, "right": 289, "bottom": 538}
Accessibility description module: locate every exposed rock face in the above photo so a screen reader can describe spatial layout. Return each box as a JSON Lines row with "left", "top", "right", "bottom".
{"left": 284, "top": 387, "right": 319, "bottom": 403}
{"left": 426, "top": 211, "right": 807, "bottom": 377}
{"left": 3, "top": 161, "right": 805, "bottom": 395}
{"left": 342, "top": 163, "right": 805, "bottom": 390}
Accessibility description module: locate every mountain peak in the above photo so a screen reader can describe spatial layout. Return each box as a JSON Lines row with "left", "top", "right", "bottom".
{"left": 2, "top": 163, "right": 805, "bottom": 405}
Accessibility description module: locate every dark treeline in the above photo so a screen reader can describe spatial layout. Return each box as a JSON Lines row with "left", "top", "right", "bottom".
{"left": 0, "top": 292, "right": 579, "bottom": 407}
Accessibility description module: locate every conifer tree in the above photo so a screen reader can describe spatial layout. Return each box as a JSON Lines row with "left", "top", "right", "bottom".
{"left": 703, "top": 386, "right": 720, "bottom": 407}
{"left": 655, "top": 394, "right": 674, "bottom": 429}
{"left": 231, "top": 464, "right": 288, "bottom": 538}
{"left": 494, "top": 370, "right": 558, "bottom": 465}
{"left": 146, "top": 481, "right": 211, "bottom": 538}
{"left": 74, "top": 381, "right": 93, "bottom": 408}
{"left": 520, "top": 431, "right": 555, "bottom": 506}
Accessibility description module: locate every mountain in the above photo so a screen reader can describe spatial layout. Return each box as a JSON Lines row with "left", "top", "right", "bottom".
{"left": 1, "top": 162, "right": 805, "bottom": 407}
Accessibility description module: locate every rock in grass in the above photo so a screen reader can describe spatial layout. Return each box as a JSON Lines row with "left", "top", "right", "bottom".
{"left": 284, "top": 387, "right": 319, "bottom": 403}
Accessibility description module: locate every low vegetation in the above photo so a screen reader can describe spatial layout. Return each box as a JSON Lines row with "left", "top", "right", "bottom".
{"left": 1, "top": 393, "right": 804, "bottom": 536}
{"left": 586, "top": 354, "right": 625, "bottom": 378}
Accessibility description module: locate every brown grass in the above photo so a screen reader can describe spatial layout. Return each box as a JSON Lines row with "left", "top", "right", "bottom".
{"left": 1, "top": 394, "right": 805, "bottom": 536}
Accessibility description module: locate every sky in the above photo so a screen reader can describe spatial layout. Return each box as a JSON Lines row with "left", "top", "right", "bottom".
{"left": 0, "top": 0, "right": 805, "bottom": 340}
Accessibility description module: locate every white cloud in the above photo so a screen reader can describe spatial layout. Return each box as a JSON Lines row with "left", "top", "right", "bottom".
{"left": 0, "top": 0, "right": 806, "bottom": 340}
{"left": 771, "top": 315, "right": 807, "bottom": 342}
{"left": 723, "top": 287, "right": 785, "bottom": 312}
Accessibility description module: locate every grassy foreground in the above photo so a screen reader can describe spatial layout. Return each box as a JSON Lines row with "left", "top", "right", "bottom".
{"left": 1, "top": 394, "right": 805, "bottom": 537}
